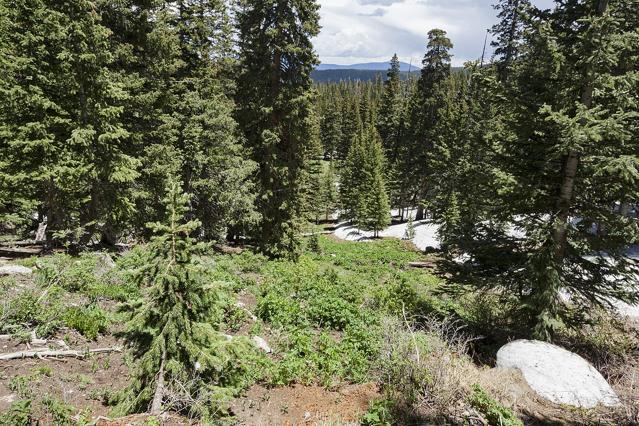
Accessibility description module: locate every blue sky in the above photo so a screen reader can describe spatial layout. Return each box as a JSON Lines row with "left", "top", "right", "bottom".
{"left": 314, "top": 0, "right": 555, "bottom": 67}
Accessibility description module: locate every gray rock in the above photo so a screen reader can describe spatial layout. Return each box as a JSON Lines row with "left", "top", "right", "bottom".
{"left": 496, "top": 340, "right": 619, "bottom": 408}
{"left": 252, "top": 336, "right": 272, "bottom": 353}
{"left": 0, "top": 265, "right": 33, "bottom": 276}
{"left": 93, "top": 253, "right": 116, "bottom": 277}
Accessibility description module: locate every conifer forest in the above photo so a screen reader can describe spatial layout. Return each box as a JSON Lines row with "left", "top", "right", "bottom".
{"left": 0, "top": 0, "right": 638, "bottom": 424}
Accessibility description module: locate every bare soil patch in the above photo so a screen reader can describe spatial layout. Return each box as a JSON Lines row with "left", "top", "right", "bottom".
{"left": 231, "top": 382, "right": 379, "bottom": 425}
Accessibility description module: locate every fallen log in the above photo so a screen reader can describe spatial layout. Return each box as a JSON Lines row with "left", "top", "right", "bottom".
{"left": 0, "top": 246, "right": 43, "bottom": 258}
{"left": 0, "top": 347, "right": 122, "bottom": 361}
{"left": 300, "top": 231, "right": 333, "bottom": 237}
{"left": 407, "top": 261, "right": 437, "bottom": 269}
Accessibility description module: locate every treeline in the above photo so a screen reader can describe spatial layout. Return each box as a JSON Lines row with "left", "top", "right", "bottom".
{"left": 311, "top": 69, "right": 418, "bottom": 83}
{"left": 0, "top": 0, "right": 320, "bottom": 259}
{"left": 317, "top": 0, "right": 639, "bottom": 338}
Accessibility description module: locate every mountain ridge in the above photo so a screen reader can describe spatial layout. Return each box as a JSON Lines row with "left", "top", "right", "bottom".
{"left": 316, "top": 61, "right": 420, "bottom": 72}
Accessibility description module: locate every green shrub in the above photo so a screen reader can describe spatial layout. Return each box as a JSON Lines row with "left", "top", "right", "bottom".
{"left": 307, "top": 296, "right": 358, "bottom": 330}
{"left": 361, "top": 399, "right": 395, "bottom": 426}
{"left": 63, "top": 305, "right": 109, "bottom": 340}
{"left": 36, "top": 252, "right": 135, "bottom": 302}
{"left": 469, "top": 384, "right": 523, "bottom": 426}
{"left": 6, "top": 292, "right": 40, "bottom": 325}
{"left": 0, "top": 400, "right": 33, "bottom": 426}
{"left": 8, "top": 375, "right": 34, "bottom": 398}
{"left": 42, "top": 396, "right": 74, "bottom": 426}
{"left": 307, "top": 234, "right": 321, "bottom": 254}
{"left": 37, "top": 253, "right": 98, "bottom": 292}
{"left": 2, "top": 288, "right": 66, "bottom": 338}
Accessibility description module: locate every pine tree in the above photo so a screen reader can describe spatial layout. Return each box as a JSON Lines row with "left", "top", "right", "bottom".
{"left": 320, "top": 162, "right": 338, "bottom": 222}
{"left": 491, "top": 0, "right": 531, "bottom": 82}
{"left": 377, "top": 54, "right": 404, "bottom": 165}
{"left": 447, "top": 0, "right": 639, "bottom": 339}
{"left": 340, "top": 124, "right": 390, "bottom": 234}
{"left": 115, "top": 181, "right": 246, "bottom": 419}
{"left": 339, "top": 98, "right": 362, "bottom": 162}
{"left": 235, "top": 0, "right": 321, "bottom": 259}
{"left": 401, "top": 29, "right": 454, "bottom": 221}
{"left": 122, "top": 0, "right": 257, "bottom": 241}
{"left": 361, "top": 127, "right": 391, "bottom": 236}
{"left": 0, "top": 0, "right": 138, "bottom": 247}
{"left": 320, "top": 99, "right": 343, "bottom": 159}
{"left": 340, "top": 132, "right": 366, "bottom": 224}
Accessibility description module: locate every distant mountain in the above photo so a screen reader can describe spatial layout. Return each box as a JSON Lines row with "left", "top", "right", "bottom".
{"left": 312, "top": 66, "right": 463, "bottom": 84}
{"left": 316, "top": 61, "right": 420, "bottom": 72}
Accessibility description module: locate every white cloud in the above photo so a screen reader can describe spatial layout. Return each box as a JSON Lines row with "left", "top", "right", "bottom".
{"left": 314, "top": 0, "right": 556, "bottom": 66}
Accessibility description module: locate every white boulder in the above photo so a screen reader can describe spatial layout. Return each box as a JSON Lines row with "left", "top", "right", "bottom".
{"left": 0, "top": 265, "right": 33, "bottom": 276}
{"left": 252, "top": 336, "right": 272, "bottom": 353}
{"left": 496, "top": 340, "right": 619, "bottom": 408}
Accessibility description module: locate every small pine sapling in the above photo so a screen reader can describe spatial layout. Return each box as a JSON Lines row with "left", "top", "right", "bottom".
{"left": 404, "top": 216, "right": 416, "bottom": 241}
{"left": 115, "top": 181, "right": 249, "bottom": 419}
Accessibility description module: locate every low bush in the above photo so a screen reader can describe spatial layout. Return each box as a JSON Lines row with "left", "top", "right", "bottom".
{"left": 0, "top": 400, "right": 33, "bottom": 426}
{"left": 1, "top": 288, "right": 65, "bottom": 337}
{"left": 360, "top": 399, "right": 395, "bottom": 426}
{"left": 469, "top": 384, "right": 523, "bottom": 426}
{"left": 63, "top": 305, "right": 109, "bottom": 340}
{"left": 41, "top": 396, "right": 75, "bottom": 425}
{"left": 36, "top": 252, "right": 137, "bottom": 302}
{"left": 375, "top": 317, "right": 481, "bottom": 423}
{"left": 37, "top": 253, "right": 100, "bottom": 292}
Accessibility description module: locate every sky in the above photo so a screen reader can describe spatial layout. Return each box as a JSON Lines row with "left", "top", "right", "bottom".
{"left": 314, "top": 0, "right": 556, "bottom": 67}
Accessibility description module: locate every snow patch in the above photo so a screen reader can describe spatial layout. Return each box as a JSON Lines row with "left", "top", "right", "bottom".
{"left": 334, "top": 220, "right": 441, "bottom": 251}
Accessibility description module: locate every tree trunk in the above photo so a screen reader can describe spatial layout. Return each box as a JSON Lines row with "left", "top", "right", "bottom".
{"left": 151, "top": 348, "right": 167, "bottom": 415}
{"left": 416, "top": 204, "right": 425, "bottom": 221}
{"left": 552, "top": 0, "right": 608, "bottom": 265}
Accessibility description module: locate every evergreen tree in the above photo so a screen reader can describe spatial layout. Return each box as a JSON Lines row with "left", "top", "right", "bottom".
{"left": 340, "top": 132, "right": 366, "bottom": 224}
{"left": 447, "top": 0, "right": 639, "bottom": 339}
{"left": 110, "top": 0, "right": 256, "bottom": 239}
{"left": 319, "top": 162, "right": 338, "bottom": 222}
{"left": 491, "top": 0, "right": 531, "bottom": 82}
{"left": 361, "top": 128, "right": 391, "bottom": 237}
{"left": 377, "top": 54, "right": 404, "bottom": 165}
{"left": 401, "top": 29, "right": 453, "bottom": 220}
{"left": 338, "top": 98, "right": 362, "bottom": 162}
{"left": 115, "top": 181, "right": 246, "bottom": 418}
{"left": 0, "top": 0, "right": 138, "bottom": 247}
{"left": 235, "top": 0, "right": 321, "bottom": 259}
{"left": 340, "top": 124, "right": 390, "bottom": 234}
{"left": 320, "top": 99, "right": 343, "bottom": 159}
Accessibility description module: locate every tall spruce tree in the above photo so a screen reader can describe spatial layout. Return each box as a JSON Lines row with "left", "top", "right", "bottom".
{"left": 377, "top": 54, "right": 404, "bottom": 165}
{"left": 340, "top": 124, "right": 390, "bottom": 234}
{"left": 320, "top": 99, "right": 343, "bottom": 159}
{"left": 235, "top": 0, "right": 321, "bottom": 259}
{"left": 319, "top": 162, "right": 338, "bottom": 222}
{"left": 446, "top": 0, "right": 639, "bottom": 339}
{"left": 361, "top": 126, "right": 391, "bottom": 236}
{"left": 105, "top": 0, "right": 255, "bottom": 239}
{"left": 0, "top": 0, "right": 138, "bottom": 247}
{"left": 491, "top": 0, "right": 531, "bottom": 82}
{"left": 402, "top": 29, "right": 453, "bottom": 220}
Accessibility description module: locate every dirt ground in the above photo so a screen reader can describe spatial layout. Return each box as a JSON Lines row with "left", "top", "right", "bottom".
{"left": 0, "top": 332, "right": 129, "bottom": 422}
{"left": 231, "top": 383, "right": 380, "bottom": 425}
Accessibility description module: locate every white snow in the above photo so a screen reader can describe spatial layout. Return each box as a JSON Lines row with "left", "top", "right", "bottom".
{"left": 334, "top": 220, "right": 441, "bottom": 251}
{"left": 496, "top": 340, "right": 620, "bottom": 408}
